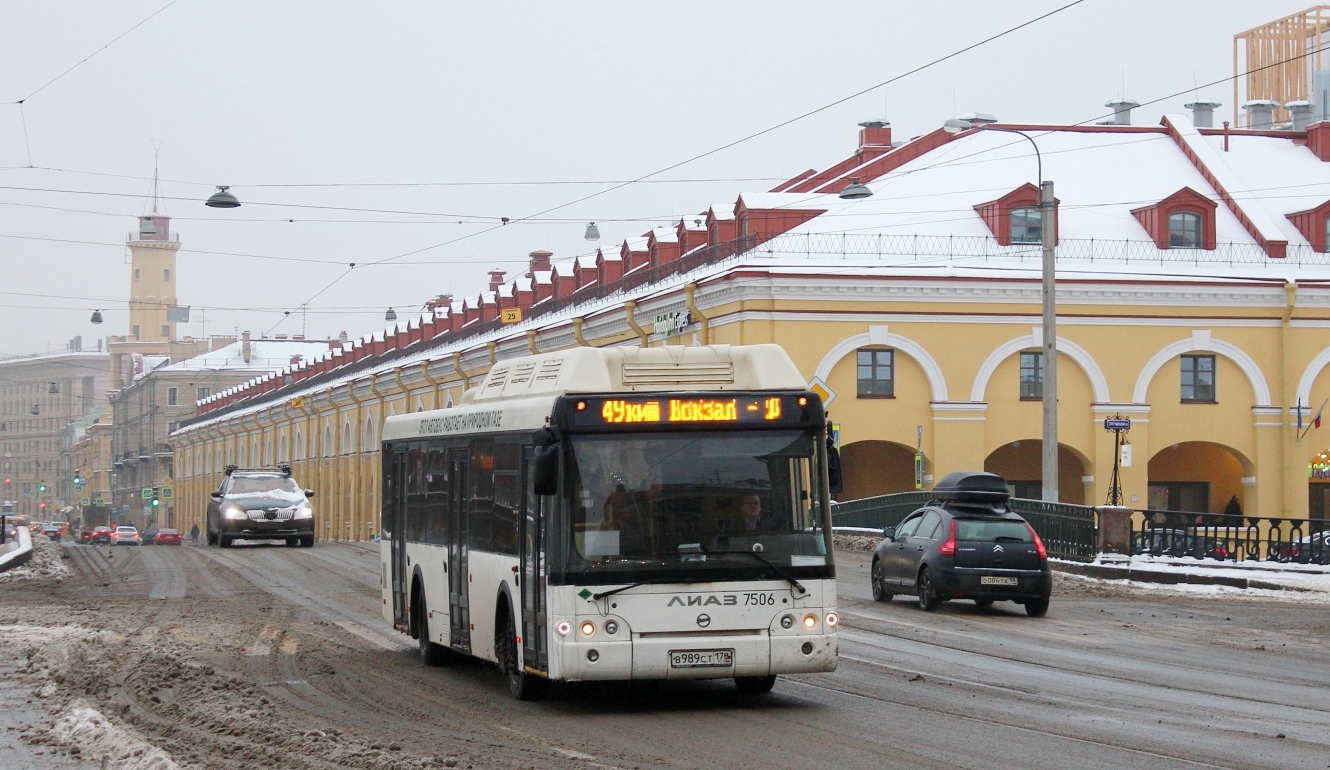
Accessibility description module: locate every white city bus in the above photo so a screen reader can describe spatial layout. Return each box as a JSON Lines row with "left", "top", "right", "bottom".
{"left": 380, "top": 344, "right": 839, "bottom": 699}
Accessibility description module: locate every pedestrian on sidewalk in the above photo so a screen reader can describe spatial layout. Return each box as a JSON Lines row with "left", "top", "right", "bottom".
{"left": 189, "top": 523, "right": 199, "bottom": 545}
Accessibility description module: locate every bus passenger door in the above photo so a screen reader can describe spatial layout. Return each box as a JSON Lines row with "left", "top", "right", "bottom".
{"left": 447, "top": 449, "right": 471, "bottom": 653}
{"left": 520, "top": 447, "right": 548, "bottom": 674}
{"left": 389, "top": 448, "right": 409, "bottom": 630}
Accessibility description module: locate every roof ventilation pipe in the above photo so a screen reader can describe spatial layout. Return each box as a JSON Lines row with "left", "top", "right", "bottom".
{"left": 951, "top": 111, "right": 997, "bottom": 127}
{"left": 1105, "top": 98, "right": 1140, "bottom": 126}
{"left": 1243, "top": 99, "right": 1279, "bottom": 129}
{"left": 1184, "top": 98, "right": 1221, "bottom": 128}
{"left": 526, "top": 249, "right": 553, "bottom": 277}
{"left": 487, "top": 269, "right": 506, "bottom": 292}
{"left": 1287, "top": 100, "right": 1314, "bottom": 131}
{"left": 857, "top": 119, "right": 891, "bottom": 150}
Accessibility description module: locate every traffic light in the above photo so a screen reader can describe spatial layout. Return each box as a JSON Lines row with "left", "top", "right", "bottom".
{"left": 73, "top": 469, "right": 83, "bottom": 486}
{"left": 151, "top": 487, "right": 160, "bottom": 508}
{"left": 38, "top": 482, "right": 47, "bottom": 493}
{"left": 39, "top": 502, "right": 46, "bottom": 510}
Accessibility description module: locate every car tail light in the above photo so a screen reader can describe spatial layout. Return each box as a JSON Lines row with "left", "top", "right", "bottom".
{"left": 1026, "top": 523, "right": 1047, "bottom": 559}
{"left": 937, "top": 520, "right": 956, "bottom": 556}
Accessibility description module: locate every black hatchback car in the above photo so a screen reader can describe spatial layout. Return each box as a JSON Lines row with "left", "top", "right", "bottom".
{"left": 870, "top": 471, "right": 1051, "bottom": 617}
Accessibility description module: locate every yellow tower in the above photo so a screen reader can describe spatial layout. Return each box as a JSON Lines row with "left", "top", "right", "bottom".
{"left": 126, "top": 214, "right": 180, "bottom": 344}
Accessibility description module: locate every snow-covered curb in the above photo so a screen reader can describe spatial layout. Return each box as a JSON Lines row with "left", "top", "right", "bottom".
{"left": 1058, "top": 571, "right": 1330, "bottom": 603}
{"left": 48, "top": 699, "right": 181, "bottom": 770}
{"left": 0, "top": 525, "right": 33, "bottom": 572}
{"left": 1054, "top": 556, "right": 1330, "bottom": 594}
{"left": 0, "top": 530, "right": 69, "bottom": 582}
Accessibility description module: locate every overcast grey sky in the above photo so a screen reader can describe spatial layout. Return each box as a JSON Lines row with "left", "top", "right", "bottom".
{"left": 0, "top": 1, "right": 1301, "bottom": 356}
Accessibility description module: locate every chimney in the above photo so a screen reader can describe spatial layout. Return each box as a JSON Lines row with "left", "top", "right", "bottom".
{"left": 338, "top": 330, "right": 348, "bottom": 343}
{"left": 1105, "top": 98, "right": 1140, "bottom": 126}
{"left": 857, "top": 119, "right": 892, "bottom": 150}
{"left": 241, "top": 331, "right": 251, "bottom": 364}
{"left": 527, "top": 249, "right": 553, "bottom": 276}
{"left": 1243, "top": 99, "right": 1279, "bottom": 130}
{"left": 1287, "top": 100, "right": 1314, "bottom": 131}
{"left": 1185, "top": 98, "right": 1221, "bottom": 128}
{"left": 487, "top": 268, "right": 506, "bottom": 292}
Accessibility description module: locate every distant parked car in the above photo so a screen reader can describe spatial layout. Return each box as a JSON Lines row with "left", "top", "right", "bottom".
{"left": 89, "top": 526, "right": 113, "bottom": 545}
{"left": 870, "top": 471, "right": 1051, "bottom": 617}
{"left": 109, "top": 526, "right": 142, "bottom": 546}
{"left": 1271, "top": 532, "right": 1330, "bottom": 564}
{"left": 153, "top": 528, "right": 182, "bottom": 546}
{"left": 1131, "top": 528, "right": 1228, "bottom": 560}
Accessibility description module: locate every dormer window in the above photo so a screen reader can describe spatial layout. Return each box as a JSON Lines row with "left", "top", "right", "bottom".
{"left": 1010, "top": 207, "right": 1042, "bottom": 244}
{"left": 1130, "top": 187, "right": 1217, "bottom": 251}
{"left": 1168, "top": 211, "right": 1203, "bottom": 248}
{"left": 1284, "top": 200, "right": 1330, "bottom": 252}
{"left": 1324, "top": 218, "right": 1330, "bottom": 253}
{"left": 974, "top": 184, "right": 1057, "bottom": 246}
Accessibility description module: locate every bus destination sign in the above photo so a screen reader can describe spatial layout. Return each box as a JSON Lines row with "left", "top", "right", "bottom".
{"left": 571, "top": 395, "right": 811, "bottom": 427}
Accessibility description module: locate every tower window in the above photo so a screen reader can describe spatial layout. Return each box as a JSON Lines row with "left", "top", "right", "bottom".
{"left": 161, "top": 325, "right": 170, "bottom": 337}
{"left": 134, "top": 268, "right": 140, "bottom": 281}
{"left": 133, "top": 325, "right": 140, "bottom": 340}
{"left": 1168, "top": 212, "right": 1203, "bottom": 248}
{"left": 163, "top": 269, "right": 170, "bottom": 281}
{"left": 167, "top": 387, "right": 178, "bottom": 406}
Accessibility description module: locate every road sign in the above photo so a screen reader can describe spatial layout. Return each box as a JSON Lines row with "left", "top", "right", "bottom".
{"left": 160, "top": 476, "right": 172, "bottom": 485}
{"left": 80, "top": 497, "right": 90, "bottom": 505}
{"left": 500, "top": 307, "right": 522, "bottom": 324}
{"left": 808, "top": 377, "right": 835, "bottom": 408}
{"left": 160, "top": 487, "right": 173, "bottom": 499}
{"left": 1104, "top": 417, "right": 1131, "bottom": 431}
{"left": 288, "top": 396, "right": 306, "bottom": 408}
{"left": 141, "top": 487, "right": 153, "bottom": 499}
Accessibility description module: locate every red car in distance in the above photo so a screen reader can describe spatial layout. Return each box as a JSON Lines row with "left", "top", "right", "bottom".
{"left": 154, "top": 528, "right": 183, "bottom": 545}
{"left": 88, "top": 526, "right": 113, "bottom": 545}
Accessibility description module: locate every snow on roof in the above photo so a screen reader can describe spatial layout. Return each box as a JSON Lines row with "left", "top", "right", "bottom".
{"left": 1202, "top": 132, "right": 1330, "bottom": 246}
{"left": 784, "top": 125, "right": 1266, "bottom": 245}
{"left": 1164, "top": 114, "right": 1288, "bottom": 245}
{"left": 737, "top": 191, "right": 833, "bottom": 210}
{"left": 648, "top": 227, "right": 678, "bottom": 243}
{"left": 160, "top": 339, "right": 335, "bottom": 372}
{"left": 708, "top": 203, "right": 736, "bottom": 220}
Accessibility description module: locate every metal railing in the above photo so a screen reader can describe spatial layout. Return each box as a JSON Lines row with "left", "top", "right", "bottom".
{"left": 831, "top": 492, "right": 1098, "bottom": 562}
{"left": 1132, "top": 509, "right": 1329, "bottom": 563}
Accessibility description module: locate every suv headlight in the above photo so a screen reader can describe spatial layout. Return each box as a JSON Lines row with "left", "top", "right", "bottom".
{"left": 293, "top": 502, "right": 314, "bottom": 519}
{"left": 221, "top": 503, "right": 246, "bottom": 520}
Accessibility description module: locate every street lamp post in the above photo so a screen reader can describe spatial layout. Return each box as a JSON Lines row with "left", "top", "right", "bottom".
{"left": 945, "top": 119, "right": 1058, "bottom": 500}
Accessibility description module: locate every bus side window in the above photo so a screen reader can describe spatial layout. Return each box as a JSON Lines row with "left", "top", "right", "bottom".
{"left": 492, "top": 442, "right": 521, "bottom": 556}
{"left": 468, "top": 439, "right": 495, "bottom": 552}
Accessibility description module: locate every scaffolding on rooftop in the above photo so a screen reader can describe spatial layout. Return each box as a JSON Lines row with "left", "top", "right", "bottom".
{"left": 1234, "top": 5, "right": 1330, "bottom": 127}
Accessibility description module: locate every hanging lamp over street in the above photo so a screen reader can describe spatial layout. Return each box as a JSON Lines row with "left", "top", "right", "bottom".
{"left": 838, "top": 177, "right": 872, "bottom": 200}
{"left": 206, "top": 186, "right": 241, "bottom": 208}
{"left": 385, "top": 307, "right": 398, "bottom": 322}
{"left": 90, "top": 310, "right": 103, "bottom": 324}
{"left": 584, "top": 222, "right": 600, "bottom": 241}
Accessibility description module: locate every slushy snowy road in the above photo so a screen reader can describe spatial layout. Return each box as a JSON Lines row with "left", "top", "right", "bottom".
{"left": 2, "top": 536, "right": 1327, "bottom": 770}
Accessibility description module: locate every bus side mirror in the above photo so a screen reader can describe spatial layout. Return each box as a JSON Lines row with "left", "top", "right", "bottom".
{"left": 827, "top": 445, "right": 843, "bottom": 494}
{"left": 533, "top": 446, "right": 559, "bottom": 496}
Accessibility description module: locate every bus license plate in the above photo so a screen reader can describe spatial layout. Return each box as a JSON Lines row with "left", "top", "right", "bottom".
{"left": 670, "top": 649, "right": 734, "bottom": 668}
{"left": 980, "top": 576, "right": 1018, "bottom": 586}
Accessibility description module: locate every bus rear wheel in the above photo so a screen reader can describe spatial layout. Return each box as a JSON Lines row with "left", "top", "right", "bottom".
{"left": 735, "top": 675, "right": 777, "bottom": 694}
{"left": 498, "top": 611, "right": 546, "bottom": 701}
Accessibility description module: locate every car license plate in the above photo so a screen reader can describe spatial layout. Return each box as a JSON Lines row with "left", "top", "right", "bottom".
{"left": 669, "top": 649, "right": 734, "bottom": 668}
{"left": 980, "top": 576, "right": 1019, "bottom": 586}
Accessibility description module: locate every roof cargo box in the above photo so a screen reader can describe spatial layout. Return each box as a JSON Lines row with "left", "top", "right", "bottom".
{"left": 931, "top": 471, "right": 1010, "bottom": 504}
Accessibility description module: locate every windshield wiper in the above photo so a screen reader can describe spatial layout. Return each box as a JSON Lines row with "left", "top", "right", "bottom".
{"left": 706, "top": 549, "right": 806, "bottom": 595}
{"left": 592, "top": 576, "right": 698, "bottom": 600}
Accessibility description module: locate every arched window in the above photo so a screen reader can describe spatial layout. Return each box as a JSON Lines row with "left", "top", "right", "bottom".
{"left": 1009, "top": 206, "right": 1042, "bottom": 244}
{"left": 294, "top": 429, "right": 303, "bottom": 460}
{"left": 323, "top": 426, "right": 332, "bottom": 457}
{"left": 364, "top": 417, "right": 376, "bottom": 451}
{"left": 1168, "top": 211, "right": 1202, "bottom": 248}
{"left": 343, "top": 423, "right": 352, "bottom": 455}
{"left": 1323, "top": 217, "right": 1330, "bottom": 253}
{"left": 278, "top": 435, "right": 287, "bottom": 462}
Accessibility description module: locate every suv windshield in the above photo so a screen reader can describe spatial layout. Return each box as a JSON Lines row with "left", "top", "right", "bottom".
{"left": 228, "top": 475, "right": 301, "bottom": 495}
{"left": 555, "top": 429, "right": 833, "bottom": 584}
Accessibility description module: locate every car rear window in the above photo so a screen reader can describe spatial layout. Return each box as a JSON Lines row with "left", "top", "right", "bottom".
{"left": 955, "top": 520, "right": 1031, "bottom": 542}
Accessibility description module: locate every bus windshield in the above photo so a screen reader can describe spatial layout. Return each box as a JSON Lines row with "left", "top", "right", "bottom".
{"left": 557, "top": 429, "right": 833, "bottom": 584}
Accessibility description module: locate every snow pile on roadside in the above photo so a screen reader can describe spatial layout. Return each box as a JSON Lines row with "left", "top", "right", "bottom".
{"left": 0, "top": 623, "right": 112, "bottom": 680}
{"left": 48, "top": 699, "right": 180, "bottom": 770}
{"left": 0, "top": 532, "right": 71, "bottom": 582}
{"left": 1058, "top": 571, "right": 1330, "bottom": 603}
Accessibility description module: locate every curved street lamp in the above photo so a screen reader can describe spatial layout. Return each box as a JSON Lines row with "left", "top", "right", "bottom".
{"left": 944, "top": 117, "right": 1059, "bottom": 501}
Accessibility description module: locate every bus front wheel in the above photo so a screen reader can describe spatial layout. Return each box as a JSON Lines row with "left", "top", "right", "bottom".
{"left": 499, "top": 611, "right": 546, "bottom": 701}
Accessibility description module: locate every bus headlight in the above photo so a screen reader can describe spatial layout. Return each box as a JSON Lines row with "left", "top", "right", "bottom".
{"left": 556, "top": 620, "right": 572, "bottom": 636}
{"left": 824, "top": 612, "right": 838, "bottom": 628}
{"left": 580, "top": 621, "right": 596, "bottom": 636}
{"left": 802, "top": 614, "right": 817, "bottom": 630}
